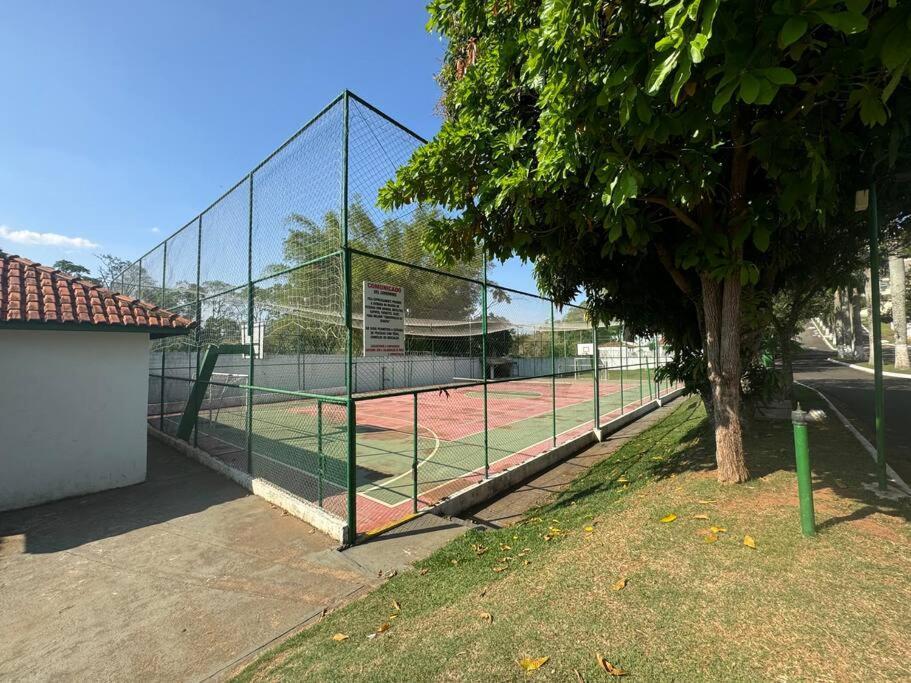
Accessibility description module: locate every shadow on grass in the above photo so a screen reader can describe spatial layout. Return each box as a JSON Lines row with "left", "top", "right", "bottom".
{"left": 542, "top": 382, "right": 911, "bottom": 531}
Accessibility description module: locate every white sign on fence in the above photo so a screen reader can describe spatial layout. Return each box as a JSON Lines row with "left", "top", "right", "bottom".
{"left": 576, "top": 342, "right": 594, "bottom": 356}
{"left": 363, "top": 281, "right": 405, "bottom": 356}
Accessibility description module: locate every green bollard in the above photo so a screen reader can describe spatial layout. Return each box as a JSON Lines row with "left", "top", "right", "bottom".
{"left": 791, "top": 404, "right": 816, "bottom": 537}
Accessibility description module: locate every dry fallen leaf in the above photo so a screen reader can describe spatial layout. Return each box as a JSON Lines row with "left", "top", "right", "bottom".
{"left": 375, "top": 623, "right": 390, "bottom": 634}
{"left": 743, "top": 535, "right": 757, "bottom": 549}
{"left": 660, "top": 513, "right": 678, "bottom": 523}
{"left": 617, "top": 476, "right": 630, "bottom": 483}
{"left": 480, "top": 611, "right": 493, "bottom": 624}
{"left": 704, "top": 533, "right": 719, "bottom": 544}
{"left": 493, "top": 566, "right": 508, "bottom": 573}
{"left": 710, "top": 526, "right": 727, "bottom": 534}
{"left": 419, "top": 567, "right": 430, "bottom": 575}
{"left": 584, "top": 525, "right": 595, "bottom": 533}
{"left": 597, "top": 654, "right": 628, "bottom": 676}
{"left": 611, "top": 577, "right": 627, "bottom": 591}
{"left": 693, "top": 514, "right": 709, "bottom": 520}
{"left": 518, "top": 656, "right": 550, "bottom": 672}
{"left": 391, "top": 600, "right": 401, "bottom": 611}
{"left": 698, "top": 499, "right": 716, "bottom": 504}
{"left": 331, "top": 633, "right": 349, "bottom": 642}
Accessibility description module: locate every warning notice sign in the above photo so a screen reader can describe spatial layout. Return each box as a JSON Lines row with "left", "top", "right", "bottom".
{"left": 363, "top": 281, "right": 405, "bottom": 356}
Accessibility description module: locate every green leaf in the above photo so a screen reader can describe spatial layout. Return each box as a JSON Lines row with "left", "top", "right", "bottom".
{"left": 739, "top": 73, "right": 760, "bottom": 103}
{"left": 712, "top": 79, "right": 738, "bottom": 113}
{"left": 882, "top": 26, "right": 911, "bottom": 71}
{"left": 882, "top": 56, "right": 909, "bottom": 102}
{"left": 670, "top": 55, "right": 693, "bottom": 104}
{"left": 636, "top": 95, "right": 654, "bottom": 123}
{"left": 778, "top": 16, "right": 808, "bottom": 48}
{"left": 845, "top": 0, "right": 870, "bottom": 13}
{"left": 758, "top": 67, "right": 796, "bottom": 85}
{"left": 814, "top": 11, "right": 867, "bottom": 34}
{"left": 646, "top": 51, "right": 680, "bottom": 94}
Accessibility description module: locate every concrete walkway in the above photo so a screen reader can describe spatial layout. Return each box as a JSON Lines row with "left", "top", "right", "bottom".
{"left": 0, "top": 438, "right": 375, "bottom": 682}
{"left": 0, "top": 398, "right": 685, "bottom": 682}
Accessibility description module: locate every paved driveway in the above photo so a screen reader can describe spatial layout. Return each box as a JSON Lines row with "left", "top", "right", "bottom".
{"left": 0, "top": 437, "right": 374, "bottom": 681}
{"left": 797, "top": 328, "right": 911, "bottom": 485}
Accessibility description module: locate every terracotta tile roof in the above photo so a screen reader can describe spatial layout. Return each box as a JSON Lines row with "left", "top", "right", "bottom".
{"left": 0, "top": 254, "right": 193, "bottom": 334}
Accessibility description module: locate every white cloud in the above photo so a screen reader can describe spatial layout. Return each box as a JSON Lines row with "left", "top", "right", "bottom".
{"left": 0, "top": 224, "right": 99, "bottom": 250}
{"left": 150, "top": 227, "right": 160, "bottom": 234}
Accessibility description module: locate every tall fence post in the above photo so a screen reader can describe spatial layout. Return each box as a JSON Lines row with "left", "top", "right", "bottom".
{"left": 341, "top": 91, "right": 357, "bottom": 540}
{"left": 412, "top": 393, "right": 419, "bottom": 512}
{"left": 791, "top": 405, "right": 817, "bottom": 536}
{"left": 317, "top": 400, "right": 324, "bottom": 507}
{"left": 194, "top": 215, "right": 202, "bottom": 448}
{"left": 551, "top": 302, "right": 556, "bottom": 447}
{"left": 593, "top": 321, "right": 600, "bottom": 432}
{"left": 245, "top": 172, "right": 255, "bottom": 474}
{"left": 482, "top": 253, "right": 489, "bottom": 478}
{"left": 619, "top": 323, "right": 625, "bottom": 415}
{"left": 159, "top": 246, "right": 166, "bottom": 431}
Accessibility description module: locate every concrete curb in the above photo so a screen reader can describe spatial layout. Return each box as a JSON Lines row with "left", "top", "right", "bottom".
{"left": 794, "top": 381, "right": 911, "bottom": 498}
{"left": 434, "top": 388, "right": 685, "bottom": 519}
{"left": 811, "top": 318, "right": 837, "bottom": 351}
{"left": 148, "top": 426, "right": 350, "bottom": 543}
{"left": 826, "top": 357, "right": 911, "bottom": 381}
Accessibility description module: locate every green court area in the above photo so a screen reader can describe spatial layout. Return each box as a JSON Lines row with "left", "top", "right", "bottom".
{"left": 186, "top": 378, "right": 657, "bottom": 510}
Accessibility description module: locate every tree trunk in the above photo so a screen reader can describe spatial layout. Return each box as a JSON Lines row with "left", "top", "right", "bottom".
{"left": 701, "top": 274, "right": 749, "bottom": 483}
{"left": 889, "top": 255, "right": 909, "bottom": 368}
{"left": 833, "top": 289, "right": 845, "bottom": 356}
{"left": 851, "top": 286, "right": 868, "bottom": 362}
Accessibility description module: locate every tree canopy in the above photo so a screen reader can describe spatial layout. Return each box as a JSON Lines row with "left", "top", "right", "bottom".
{"left": 379, "top": 0, "right": 911, "bottom": 482}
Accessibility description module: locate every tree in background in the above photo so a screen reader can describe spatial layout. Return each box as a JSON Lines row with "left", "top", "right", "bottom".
{"left": 94, "top": 253, "right": 132, "bottom": 289}
{"left": 888, "top": 254, "right": 909, "bottom": 367}
{"left": 52, "top": 259, "right": 93, "bottom": 279}
{"left": 380, "top": 0, "right": 911, "bottom": 482}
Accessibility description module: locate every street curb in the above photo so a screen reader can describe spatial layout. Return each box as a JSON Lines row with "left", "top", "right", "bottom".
{"left": 811, "top": 318, "right": 837, "bottom": 351}
{"left": 826, "top": 357, "right": 911, "bottom": 381}
{"left": 794, "top": 381, "right": 911, "bottom": 497}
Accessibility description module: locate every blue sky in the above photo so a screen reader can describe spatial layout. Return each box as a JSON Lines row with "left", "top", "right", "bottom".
{"left": 0, "top": 0, "right": 543, "bottom": 296}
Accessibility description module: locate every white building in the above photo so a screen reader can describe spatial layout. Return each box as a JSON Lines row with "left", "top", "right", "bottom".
{"left": 0, "top": 254, "right": 192, "bottom": 511}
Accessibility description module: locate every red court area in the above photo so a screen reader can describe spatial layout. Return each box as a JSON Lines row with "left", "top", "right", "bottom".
{"left": 353, "top": 378, "right": 596, "bottom": 441}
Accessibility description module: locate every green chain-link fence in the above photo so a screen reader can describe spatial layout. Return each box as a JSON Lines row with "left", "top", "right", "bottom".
{"left": 117, "top": 91, "right": 680, "bottom": 541}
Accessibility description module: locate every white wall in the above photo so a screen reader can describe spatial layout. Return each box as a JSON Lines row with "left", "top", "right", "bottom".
{"left": 0, "top": 329, "right": 150, "bottom": 511}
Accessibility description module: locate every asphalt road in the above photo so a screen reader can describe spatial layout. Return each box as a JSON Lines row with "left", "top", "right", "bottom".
{"left": 797, "top": 326, "right": 911, "bottom": 485}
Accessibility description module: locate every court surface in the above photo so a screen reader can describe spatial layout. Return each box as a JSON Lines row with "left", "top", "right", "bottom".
{"left": 176, "top": 372, "right": 671, "bottom": 534}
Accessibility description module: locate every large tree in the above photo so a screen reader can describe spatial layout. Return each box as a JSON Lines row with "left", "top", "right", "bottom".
{"left": 380, "top": 0, "right": 911, "bottom": 482}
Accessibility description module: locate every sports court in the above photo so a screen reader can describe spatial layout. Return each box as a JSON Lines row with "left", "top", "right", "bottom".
{"left": 122, "top": 92, "right": 680, "bottom": 540}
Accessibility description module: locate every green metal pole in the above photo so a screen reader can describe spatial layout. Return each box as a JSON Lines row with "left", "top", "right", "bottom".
{"left": 791, "top": 405, "right": 816, "bottom": 536}
{"left": 868, "top": 182, "right": 888, "bottom": 490}
{"left": 654, "top": 335, "right": 660, "bottom": 399}
{"left": 619, "top": 323, "right": 625, "bottom": 415}
{"left": 317, "top": 400, "right": 324, "bottom": 507}
{"left": 638, "top": 336, "right": 644, "bottom": 405}
{"left": 246, "top": 173, "right": 255, "bottom": 474}
{"left": 482, "top": 253, "right": 489, "bottom": 478}
{"left": 412, "top": 392, "right": 418, "bottom": 512}
{"left": 176, "top": 345, "right": 219, "bottom": 441}
{"left": 160, "top": 245, "right": 166, "bottom": 431}
{"left": 194, "top": 215, "right": 202, "bottom": 447}
{"left": 551, "top": 302, "right": 556, "bottom": 447}
{"left": 593, "top": 322, "right": 600, "bottom": 431}
{"left": 341, "top": 91, "right": 357, "bottom": 540}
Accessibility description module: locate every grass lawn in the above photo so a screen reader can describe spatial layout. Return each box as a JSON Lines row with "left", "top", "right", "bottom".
{"left": 859, "top": 362, "right": 911, "bottom": 375}
{"left": 235, "top": 390, "right": 911, "bottom": 682}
